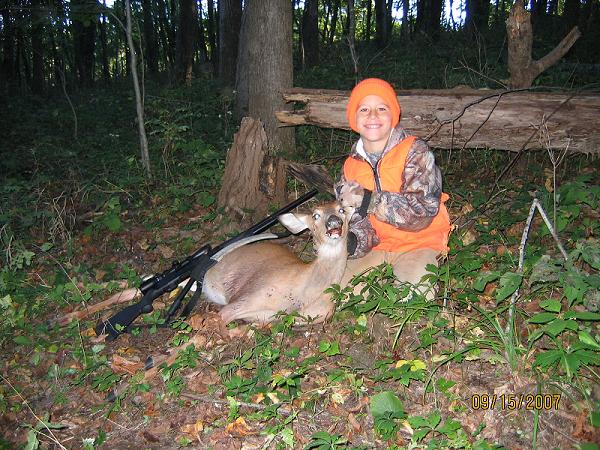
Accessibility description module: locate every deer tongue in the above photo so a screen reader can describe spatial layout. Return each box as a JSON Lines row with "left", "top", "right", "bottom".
{"left": 326, "top": 227, "right": 343, "bottom": 238}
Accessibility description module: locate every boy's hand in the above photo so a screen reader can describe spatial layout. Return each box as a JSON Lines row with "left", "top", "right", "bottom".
{"left": 335, "top": 181, "right": 365, "bottom": 208}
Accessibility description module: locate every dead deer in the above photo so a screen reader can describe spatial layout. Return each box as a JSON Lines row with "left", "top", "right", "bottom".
{"left": 202, "top": 201, "right": 352, "bottom": 324}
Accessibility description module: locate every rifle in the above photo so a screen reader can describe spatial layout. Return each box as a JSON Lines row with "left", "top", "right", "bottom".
{"left": 95, "top": 189, "right": 318, "bottom": 340}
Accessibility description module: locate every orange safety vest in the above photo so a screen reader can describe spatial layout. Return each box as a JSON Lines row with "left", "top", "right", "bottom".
{"left": 343, "top": 136, "right": 451, "bottom": 253}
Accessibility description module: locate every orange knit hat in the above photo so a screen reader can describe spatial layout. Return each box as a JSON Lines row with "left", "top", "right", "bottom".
{"left": 346, "top": 78, "right": 401, "bottom": 132}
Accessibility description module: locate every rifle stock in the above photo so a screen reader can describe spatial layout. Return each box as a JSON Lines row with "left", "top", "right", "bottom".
{"left": 95, "top": 189, "right": 318, "bottom": 340}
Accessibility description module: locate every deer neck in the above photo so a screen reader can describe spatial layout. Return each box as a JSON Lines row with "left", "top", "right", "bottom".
{"left": 305, "top": 239, "right": 348, "bottom": 289}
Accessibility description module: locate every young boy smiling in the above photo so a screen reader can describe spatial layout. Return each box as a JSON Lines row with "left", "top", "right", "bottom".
{"left": 336, "top": 78, "right": 451, "bottom": 298}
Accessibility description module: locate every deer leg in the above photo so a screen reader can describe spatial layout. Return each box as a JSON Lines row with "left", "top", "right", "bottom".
{"left": 219, "top": 301, "right": 280, "bottom": 324}
{"left": 297, "top": 297, "right": 335, "bottom": 324}
{"left": 386, "top": 248, "right": 440, "bottom": 301}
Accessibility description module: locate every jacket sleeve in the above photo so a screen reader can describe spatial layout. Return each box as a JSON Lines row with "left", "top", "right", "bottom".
{"left": 369, "top": 138, "right": 442, "bottom": 232}
{"left": 335, "top": 172, "right": 380, "bottom": 258}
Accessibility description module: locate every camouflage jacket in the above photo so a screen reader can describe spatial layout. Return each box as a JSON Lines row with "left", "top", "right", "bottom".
{"left": 336, "top": 125, "right": 444, "bottom": 258}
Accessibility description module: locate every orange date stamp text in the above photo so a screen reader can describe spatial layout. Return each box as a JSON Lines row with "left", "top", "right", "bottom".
{"left": 471, "top": 394, "right": 561, "bottom": 411}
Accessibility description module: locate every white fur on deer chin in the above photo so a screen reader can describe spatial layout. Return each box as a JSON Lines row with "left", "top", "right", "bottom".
{"left": 318, "top": 238, "right": 346, "bottom": 258}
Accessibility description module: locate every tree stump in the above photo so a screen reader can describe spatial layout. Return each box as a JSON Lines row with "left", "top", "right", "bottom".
{"left": 217, "top": 117, "right": 287, "bottom": 219}
{"left": 507, "top": 0, "right": 581, "bottom": 88}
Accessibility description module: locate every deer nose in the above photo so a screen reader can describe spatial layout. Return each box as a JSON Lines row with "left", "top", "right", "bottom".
{"left": 326, "top": 214, "right": 343, "bottom": 230}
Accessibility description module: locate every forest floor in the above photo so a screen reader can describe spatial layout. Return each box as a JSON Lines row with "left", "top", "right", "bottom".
{"left": 1, "top": 78, "right": 599, "bottom": 449}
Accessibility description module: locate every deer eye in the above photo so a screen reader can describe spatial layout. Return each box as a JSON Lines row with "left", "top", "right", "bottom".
{"left": 313, "top": 213, "right": 321, "bottom": 220}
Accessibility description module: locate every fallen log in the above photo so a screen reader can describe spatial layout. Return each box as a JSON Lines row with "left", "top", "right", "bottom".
{"left": 276, "top": 87, "right": 600, "bottom": 154}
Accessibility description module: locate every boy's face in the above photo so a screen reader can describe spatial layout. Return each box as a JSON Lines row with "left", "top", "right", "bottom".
{"left": 355, "top": 94, "right": 393, "bottom": 153}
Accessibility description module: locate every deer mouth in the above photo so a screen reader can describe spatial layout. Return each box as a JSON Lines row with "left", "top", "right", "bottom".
{"left": 326, "top": 227, "right": 343, "bottom": 238}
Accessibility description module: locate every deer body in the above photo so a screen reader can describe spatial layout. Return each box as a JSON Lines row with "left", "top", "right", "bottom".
{"left": 202, "top": 202, "right": 351, "bottom": 324}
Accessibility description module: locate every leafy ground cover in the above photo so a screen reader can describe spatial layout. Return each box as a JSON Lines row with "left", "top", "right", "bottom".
{"left": 1, "top": 43, "right": 600, "bottom": 449}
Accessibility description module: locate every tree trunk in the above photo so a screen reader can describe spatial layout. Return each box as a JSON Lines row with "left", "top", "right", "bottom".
{"left": 465, "top": 0, "right": 490, "bottom": 33}
{"left": 156, "top": 0, "right": 175, "bottom": 68}
{"left": 348, "top": 0, "right": 356, "bottom": 41}
{"left": 206, "top": 0, "right": 217, "bottom": 69}
{"left": 99, "top": 0, "right": 110, "bottom": 81}
{"left": 365, "top": 0, "right": 372, "bottom": 41}
{"left": 142, "top": 0, "right": 159, "bottom": 75}
{"left": 125, "top": 0, "right": 151, "bottom": 179}
{"left": 1, "top": 7, "right": 15, "bottom": 94}
{"left": 532, "top": 0, "right": 548, "bottom": 20}
{"left": 71, "top": 0, "right": 98, "bottom": 87}
{"left": 175, "top": 0, "right": 198, "bottom": 84}
{"left": 386, "top": 0, "right": 393, "bottom": 38}
{"left": 581, "top": 0, "right": 599, "bottom": 35}
{"left": 375, "top": 0, "right": 388, "bottom": 48}
{"left": 430, "top": 0, "right": 443, "bottom": 38}
{"left": 562, "top": 0, "right": 580, "bottom": 31}
{"left": 18, "top": 26, "right": 29, "bottom": 89}
{"left": 275, "top": 87, "right": 600, "bottom": 154}
{"left": 217, "top": 117, "right": 286, "bottom": 218}
{"left": 234, "top": 4, "right": 249, "bottom": 120}
{"left": 246, "top": 0, "right": 295, "bottom": 155}
{"left": 322, "top": 0, "right": 331, "bottom": 42}
{"left": 198, "top": 1, "right": 209, "bottom": 63}
{"left": 506, "top": 0, "right": 581, "bottom": 88}
{"left": 229, "top": 0, "right": 294, "bottom": 209}
{"left": 31, "top": 0, "right": 45, "bottom": 95}
{"left": 328, "top": 0, "right": 340, "bottom": 44}
{"left": 402, "top": 0, "right": 409, "bottom": 35}
{"left": 347, "top": 0, "right": 357, "bottom": 77}
{"left": 416, "top": 0, "right": 443, "bottom": 39}
{"left": 301, "top": 0, "right": 319, "bottom": 68}
{"left": 218, "top": 0, "right": 242, "bottom": 86}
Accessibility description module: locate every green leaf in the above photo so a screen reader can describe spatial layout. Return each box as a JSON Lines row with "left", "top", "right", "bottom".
{"left": 495, "top": 272, "right": 523, "bottom": 302}
{"left": 539, "top": 299, "right": 562, "bottom": 313}
{"left": 24, "top": 429, "right": 39, "bottom": 450}
{"left": 413, "top": 427, "right": 431, "bottom": 442}
{"left": 528, "top": 312, "right": 557, "bottom": 324}
{"left": 570, "top": 312, "right": 600, "bottom": 321}
{"left": 544, "top": 319, "right": 568, "bottom": 337}
{"left": 14, "top": 335, "right": 32, "bottom": 345}
{"left": 534, "top": 349, "right": 562, "bottom": 368}
{"left": 103, "top": 213, "right": 122, "bottom": 232}
{"left": 426, "top": 410, "right": 442, "bottom": 428}
{"left": 474, "top": 271, "right": 500, "bottom": 292}
{"left": 579, "top": 331, "right": 600, "bottom": 349}
{"left": 590, "top": 411, "right": 600, "bottom": 428}
{"left": 436, "top": 377, "right": 456, "bottom": 393}
{"left": 370, "top": 391, "right": 405, "bottom": 419}
{"left": 408, "top": 415, "right": 430, "bottom": 428}
{"left": 280, "top": 427, "right": 294, "bottom": 447}
{"left": 579, "top": 443, "right": 600, "bottom": 450}
{"left": 437, "top": 418, "right": 462, "bottom": 435}
{"left": 530, "top": 255, "right": 561, "bottom": 284}
{"left": 562, "top": 352, "right": 581, "bottom": 378}
{"left": 572, "top": 349, "right": 600, "bottom": 366}
{"left": 576, "top": 239, "right": 600, "bottom": 270}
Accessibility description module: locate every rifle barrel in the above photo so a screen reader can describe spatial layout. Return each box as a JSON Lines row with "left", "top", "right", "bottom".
{"left": 215, "top": 189, "right": 318, "bottom": 252}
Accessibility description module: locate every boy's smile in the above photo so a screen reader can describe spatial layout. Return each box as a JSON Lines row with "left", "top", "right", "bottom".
{"left": 355, "top": 95, "right": 393, "bottom": 153}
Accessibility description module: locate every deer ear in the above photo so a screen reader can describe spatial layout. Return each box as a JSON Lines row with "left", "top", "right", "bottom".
{"left": 278, "top": 213, "right": 310, "bottom": 234}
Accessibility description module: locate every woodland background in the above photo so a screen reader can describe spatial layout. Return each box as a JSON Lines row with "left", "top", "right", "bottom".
{"left": 1, "top": 0, "right": 600, "bottom": 449}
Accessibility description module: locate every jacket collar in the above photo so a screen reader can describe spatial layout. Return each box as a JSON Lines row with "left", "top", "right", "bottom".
{"left": 350, "top": 124, "right": 409, "bottom": 163}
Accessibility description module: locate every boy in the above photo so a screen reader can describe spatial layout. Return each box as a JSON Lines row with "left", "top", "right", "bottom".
{"left": 336, "top": 78, "right": 451, "bottom": 298}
